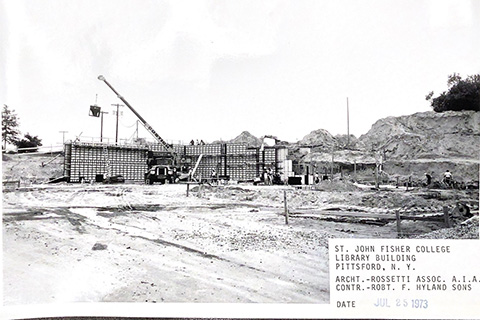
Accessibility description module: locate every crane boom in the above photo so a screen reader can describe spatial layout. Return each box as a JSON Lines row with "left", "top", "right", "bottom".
{"left": 97, "top": 75, "right": 172, "bottom": 151}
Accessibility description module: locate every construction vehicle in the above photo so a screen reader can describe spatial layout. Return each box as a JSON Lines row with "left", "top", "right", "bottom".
{"left": 104, "top": 174, "right": 125, "bottom": 184}
{"left": 145, "top": 165, "right": 176, "bottom": 184}
{"left": 145, "top": 155, "right": 203, "bottom": 184}
{"left": 97, "top": 75, "right": 201, "bottom": 183}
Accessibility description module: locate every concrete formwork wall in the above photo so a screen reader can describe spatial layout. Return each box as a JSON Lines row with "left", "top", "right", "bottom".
{"left": 181, "top": 144, "right": 260, "bottom": 181}
{"left": 64, "top": 142, "right": 288, "bottom": 183}
{"left": 65, "top": 142, "right": 148, "bottom": 182}
{"left": 155, "top": 143, "right": 286, "bottom": 181}
{"left": 259, "top": 147, "right": 277, "bottom": 172}
{"left": 226, "top": 145, "right": 258, "bottom": 181}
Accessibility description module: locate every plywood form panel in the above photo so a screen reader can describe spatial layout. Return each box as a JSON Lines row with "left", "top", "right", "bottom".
{"left": 67, "top": 143, "right": 148, "bottom": 182}
{"left": 66, "top": 142, "right": 267, "bottom": 183}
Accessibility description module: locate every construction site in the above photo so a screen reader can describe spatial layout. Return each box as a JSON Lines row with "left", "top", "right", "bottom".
{"left": 2, "top": 76, "right": 479, "bottom": 305}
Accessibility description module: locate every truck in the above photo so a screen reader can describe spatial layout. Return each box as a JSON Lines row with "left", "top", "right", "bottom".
{"left": 145, "top": 165, "right": 175, "bottom": 184}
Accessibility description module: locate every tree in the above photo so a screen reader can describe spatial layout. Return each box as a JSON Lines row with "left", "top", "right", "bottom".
{"left": 2, "top": 104, "right": 21, "bottom": 150}
{"left": 14, "top": 133, "right": 43, "bottom": 153}
{"left": 446, "top": 72, "right": 462, "bottom": 87}
{"left": 426, "top": 73, "right": 480, "bottom": 112}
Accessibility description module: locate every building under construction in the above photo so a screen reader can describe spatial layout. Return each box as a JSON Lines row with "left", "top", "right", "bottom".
{"left": 63, "top": 76, "right": 290, "bottom": 184}
{"left": 64, "top": 141, "right": 288, "bottom": 183}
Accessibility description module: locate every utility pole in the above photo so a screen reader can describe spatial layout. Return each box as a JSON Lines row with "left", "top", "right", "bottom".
{"left": 347, "top": 97, "right": 350, "bottom": 147}
{"left": 59, "top": 131, "right": 68, "bottom": 145}
{"left": 100, "top": 111, "right": 108, "bottom": 142}
{"left": 111, "top": 103, "right": 124, "bottom": 144}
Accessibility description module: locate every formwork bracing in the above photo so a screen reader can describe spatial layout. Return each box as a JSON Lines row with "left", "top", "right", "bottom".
{"left": 64, "top": 141, "right": 287, "bottom": 183}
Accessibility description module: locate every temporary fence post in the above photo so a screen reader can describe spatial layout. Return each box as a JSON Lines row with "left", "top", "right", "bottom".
{"left": 198, "top": 183, "right": 203, "bottom": 198}
{"left": 354, "top": 160, "right": 357, "bottom": 183}
{"left": 443, "top": 206, "right": 452, "bottom": 228}
{"left": 186, "top": 183, "right": 190, "bottom": 197}
{"left": 395, "top": 210, "right": 402, "bottom": 238}
{"left": 284, "top": 190, "right": 289, "bottom": 225}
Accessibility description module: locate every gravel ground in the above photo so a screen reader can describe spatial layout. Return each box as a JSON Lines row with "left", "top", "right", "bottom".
{"left": 2, "top": 160, "right": 478, "bottom": 305}
{"left": 415, "top": 215, "right": 479, "bottom": 239}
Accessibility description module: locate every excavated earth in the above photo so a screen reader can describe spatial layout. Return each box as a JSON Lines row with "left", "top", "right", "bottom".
{"left": 3, "top": 183, "right": 332, "bottom": 304}
{"left": 3, "top": 178, "right": 478, "bottom": 305}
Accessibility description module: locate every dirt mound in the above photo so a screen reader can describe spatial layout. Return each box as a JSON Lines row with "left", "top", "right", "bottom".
{"left": 298, "top": 129, "right": 336, "bottom": 149}
{"left": 415, "top": 215, "right": 479, "bottom": 239}
{"left": 296, "top": 130, "right": 364, "bottom": 150}
{"left": 385, "top": 158, "right": 479, "bottom": 184}
{"left": 360, "top": 190, "right": 436, "bottom": 209}
{"left": 228, "top": 131, "right": 262, "bottom": 147}
{"left": 312, "top": 180, "right": 362, "bottom": 192}
{"left": 395, "top": 220, "right": 446, "bottom": 237}
{"left": 304, "top": 149, "right": 376, "bottom": 165}
{"left": 359, "top": 111, "right": 480, "bottom": 160}
{"left": 334, "top": 134, "right": 364, "bottom": 149}
{"left": 2, "top": 153, "right": 64, "bottom": 185}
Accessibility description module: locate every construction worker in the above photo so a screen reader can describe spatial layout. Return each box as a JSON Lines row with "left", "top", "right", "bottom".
{"left": 211, "top": 168, "right": 217, "bottom": 184}
{"left": 263, "top": 169, "right": 269, "bottom": 185}
{"left": 167, "top": 167, "right": 174, "bottom": 184}
{"left": 188, "top": 167, "right": 193, "bottom": 181}
{"left": 425, "top": 172, "right": 432, "bottom": 186}
{"left": 443, "top": 170, "right": 453, "bottom": 187}
{"left": 314, "top": 172, "right": 320, "bottom": 184}
{"left": 267, "top": 167, "right": 273, "bottom": 185}
{"left": 172, "top": 167, "right": 178, "bottom": 184}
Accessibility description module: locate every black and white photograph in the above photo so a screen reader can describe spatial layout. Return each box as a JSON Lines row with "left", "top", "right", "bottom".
{"left": 1, "top": 0, "right": 479, "bottom": 318}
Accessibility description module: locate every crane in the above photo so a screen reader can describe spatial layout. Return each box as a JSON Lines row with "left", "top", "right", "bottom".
{"left": 97, "top": 75, "right": 172, "bottom": 152}
{"left": 97, "top": 75, "right": 204, "bottom": 184}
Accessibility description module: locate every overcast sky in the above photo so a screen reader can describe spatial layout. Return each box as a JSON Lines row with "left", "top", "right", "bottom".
{"left": 2, "top": 0, "right": 479, "bottom": 147}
